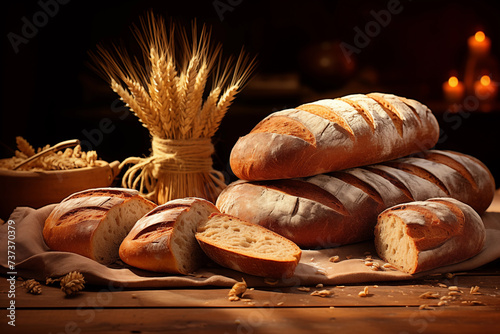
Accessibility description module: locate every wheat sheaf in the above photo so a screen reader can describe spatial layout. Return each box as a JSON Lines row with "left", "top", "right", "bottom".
{"left": 91, "top": 12, "right": 256, "bottom": 204}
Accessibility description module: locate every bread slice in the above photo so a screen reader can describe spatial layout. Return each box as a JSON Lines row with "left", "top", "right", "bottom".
{"left": 195, "top": 213, "right": 302, "bottom": 278}
{"left": 119, "top": 197, "right": 219, "bottom": 274}
{"left": 374, "top": 197, "right": 485, "bottom": 274}
{"left": 43, "top": 187, "right": 157, "bottom": 264}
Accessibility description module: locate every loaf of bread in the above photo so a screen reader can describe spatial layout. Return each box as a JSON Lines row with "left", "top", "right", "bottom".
{"left": 230, "top": 93, "right": 439, "bottom": 180}
{"left": 119, "top": 197, "right": 219, "bottom": 274}
{"left": 217, "top": 150, "right": 495, "bottom": 248}
{"left": 43, "top": 187, "right": 156, "bottom": 264}
{"left": 374, "top": 198, "right": 486, "bottom": 274}
{"left": 196, "top": 213, "right": 302, "bottom": 278}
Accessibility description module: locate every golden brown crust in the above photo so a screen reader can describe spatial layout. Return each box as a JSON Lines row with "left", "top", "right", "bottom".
{"left": 230, "top": 93, "right": 440, "bottom": 181}
{"left": 43, "top": 187, "right": 156, "bottom": 263}
{"left": 296, "top": 104, "right": 355, "bottom": 140}
{"left": 250, "top": 115, "right": 316, "bottom": 146}
{"left": 375, "top": 198, "right": 485, "bottom": 274}
{"left": 218, "top": 150, "right": 494, "bottom": 249}
{"left": 119, "top": 197, "right": 219, "bottom": 274}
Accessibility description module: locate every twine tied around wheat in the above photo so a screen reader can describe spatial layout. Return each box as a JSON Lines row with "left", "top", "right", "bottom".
{"left": 120, "top": 137, "right": 226, "bottom": 202}
{"left": 91, "top": 12, "right": 255, "bottom": 204}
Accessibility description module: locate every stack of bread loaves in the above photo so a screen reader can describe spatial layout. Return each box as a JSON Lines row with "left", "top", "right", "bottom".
{"left": 42, "top": 92, "right": 495, "bottom": 277}
{"left": 218, "top": 92, "right": 496, "bottom": 273}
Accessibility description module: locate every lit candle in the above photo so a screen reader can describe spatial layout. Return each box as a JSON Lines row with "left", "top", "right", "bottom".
{"left": 474, "top": 75, "right": 497, "bottom": 111}
{"left": 442, "top": 76, "right": 465, "bottom": 103}
{"left": 468, "top": 31, "right": 491, "bottom": 56}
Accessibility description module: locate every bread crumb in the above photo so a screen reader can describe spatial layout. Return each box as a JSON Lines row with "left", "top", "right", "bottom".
{"left": 437, "top": 283, "right": 448, "bottom": 288}
{"left": 277, "top": 302, "right": 284, "bottom": 306}
{"left": 382, "top": 263, "right": 397, "bottom": 270}
{"left": 461, "top": 300, "right": 485, "bottom": 306}
{"left": 311, "top": 289, "right": 332, "bottom": 297}
{"left": 228, "top": 279, "right": 247, "bottom": 301}
{"left": 448, "top": 291, "right": 462, "bottom": 296}
{"left": 316, "top": 283, "right": 324, "bottom": 288}
{"left": 329, "top": 256, "right": 340, "bottom": 263}
{"left": 419, "top": 291, "right": 440, "bottom": 299}
{"left": 470, "top": 286, "right": 481, "bottom": 295}
{"left": 297, "top": 287, "right": 311, "bottom": 292}
{"left": 437, "top": 300, "right": 448, "bottom": 306}
{"left": 448, "top": 286, "right": 460, "bottom": 291}
{"left": 358, "top": 286, "right": 370, "bottom": 297}
{"left": 419, "top": 304, "right": 434, "bottom": 310}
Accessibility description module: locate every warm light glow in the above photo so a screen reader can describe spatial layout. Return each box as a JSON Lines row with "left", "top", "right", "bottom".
{"left": 448, "top": 76, "right": 459, "bottom": 87}
{"left": 480, "top": 75, "right": 491, "bottom": 86}
{"left": 475, "top": 31, "right": 486, "bottom": 42}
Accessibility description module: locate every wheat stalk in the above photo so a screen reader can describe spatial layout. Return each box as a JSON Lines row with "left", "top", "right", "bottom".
{"left": 90, "top": 12, "right": 256, "bottom": 203}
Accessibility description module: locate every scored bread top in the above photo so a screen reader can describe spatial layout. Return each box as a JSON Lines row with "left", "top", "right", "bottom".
{"left": 43, "top": 187, "right": 156, "bottom": 261}
{"left": 119, "top": 197, "right": 220, "bottom": 274}
{"left": 230, "top": 92, "right": 439, "bottom": 180}
{"left": 218, "top": 149, "right": 494, "bottom": 248}
{"left": 379, "top": 198, "right": 466, "bottom": 251}
{"left": 125, "top": 197, "right": 217, "bottom": 240}
{"left": 375, "top": 197, "right": 486, "bottom": 274}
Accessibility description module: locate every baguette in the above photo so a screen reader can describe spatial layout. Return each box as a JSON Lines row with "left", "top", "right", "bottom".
{"left": 374, "top": 198, "right": 485, "bottom": 274}
{"left": 43, "top": 187, "right": 157, "bottom": 264}
{"left": 196, "top": 213, "right": 302, "bottom": 278}
{"left": 119, "top": 197, "right": 219, "bottom": 275}
{"left": 216, "top": 150, "right": 495, "bottom": 248}
{"left": 230, "top": 93, "right": 439, "bottom": 180}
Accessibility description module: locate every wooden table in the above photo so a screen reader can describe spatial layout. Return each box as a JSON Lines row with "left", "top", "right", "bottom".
{"left": 2, "top": 191, "right": 500, "bottom": 334}
{"left": 1, "top": 264, "right": 499, "bottom": 334}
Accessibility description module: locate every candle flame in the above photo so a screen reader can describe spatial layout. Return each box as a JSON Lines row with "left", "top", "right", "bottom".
{"left": 480, "top": 75, "right": 491, "bottom": 86}
{"left": 475, "top": 31, "right": 486, "bottom": 42}
{"left": 448, "top": 76, "right": 459, "bottom": 87}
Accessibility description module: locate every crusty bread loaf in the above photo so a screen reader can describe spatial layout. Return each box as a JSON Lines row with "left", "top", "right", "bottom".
{"left": 230, "top": 93, "right": 439, "bottom": 180}
{"left": 217, "top": 150, "right": 495, "bottom": 248}
{"left": 43, "top": 187, "right": 157, "bottom": 264}
{"left": 374, "top": 198, "right": 485, "bottom": 274}
{"left": 196, "top": 213, "right": 302, "bottom": 278}
{"left": 119, "top": 197, "right": 219, "bottom": 274}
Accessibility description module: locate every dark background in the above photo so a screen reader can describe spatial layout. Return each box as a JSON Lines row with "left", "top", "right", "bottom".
{"left": 2, "top": 0, "right": 500, "bottom": 185}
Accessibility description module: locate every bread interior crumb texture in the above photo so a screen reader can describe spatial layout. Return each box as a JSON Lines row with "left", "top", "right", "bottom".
{"left": 171, "top": 204, "right": 216, "bottom": 273}
{"left": 198, "top": 215, "right": 299, "bottom": 261}
{"left": 92, "top": 202, "right": 150, "bottom": 264}
{"left": 376, "top": 215, "right": 417, "bottom": 273}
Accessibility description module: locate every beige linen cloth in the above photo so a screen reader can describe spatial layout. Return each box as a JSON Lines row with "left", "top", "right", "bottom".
{"left": 1, "top": 204, "right": 499, "bottom": 288}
